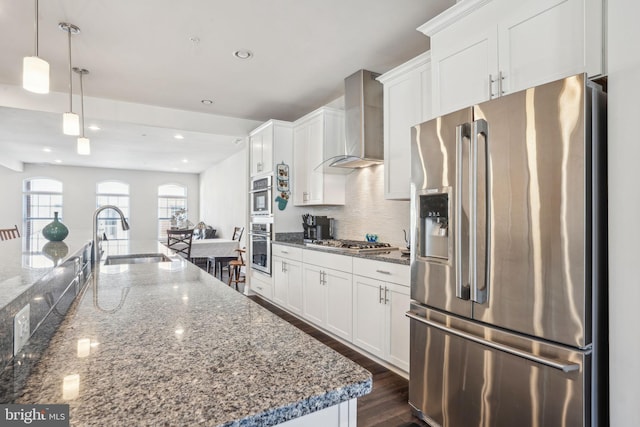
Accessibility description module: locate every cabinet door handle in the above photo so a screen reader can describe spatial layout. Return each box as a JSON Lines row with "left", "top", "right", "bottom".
{"left": 379, "top": 286, "right": 384, "bottom": 304}
{"left": 489, "top": 74, "right": 495, "bottom": 99}
{"left": 497, "top": 71, "right": 504, "bottom": 96}
{"left": 384, "top": 286, "right": 390, "bottom": 304}
{"left": 375, "top": 269, "right": 391, "bottom": 275}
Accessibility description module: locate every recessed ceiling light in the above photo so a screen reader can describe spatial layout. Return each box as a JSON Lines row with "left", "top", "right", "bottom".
{"left": 233, "top": 49, "right": 253, "bottom": 60}
{"left": 54, "top": 159, "right": 62, "bottom": 163}
{"left": 201, "top": 99, "right": 213, "bottom": 105}
{"left": 88, "top": 125, "right": 100, "bottom": 131}
{"left": 182, "top": 158, "right": 189, "bottom": 163}
{"left": 174, "top": 134, "right": 184, "bottom": 140}
{"left": 43, "top": 147, "right": 52, "bottom": 152}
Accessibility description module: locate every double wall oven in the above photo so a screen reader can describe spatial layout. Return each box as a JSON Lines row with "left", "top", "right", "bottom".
{"left": 250, "top": 175, "right": 273, "bottom": 275}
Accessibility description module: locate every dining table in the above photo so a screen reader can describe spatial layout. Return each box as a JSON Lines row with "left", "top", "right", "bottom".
{"left": 189, "top": 238, "right": 239, "bottom": 259}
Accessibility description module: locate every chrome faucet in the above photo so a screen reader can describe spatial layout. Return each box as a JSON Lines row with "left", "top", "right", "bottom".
{"left": 93, "top": 205, "right": 130, "bottom": 264}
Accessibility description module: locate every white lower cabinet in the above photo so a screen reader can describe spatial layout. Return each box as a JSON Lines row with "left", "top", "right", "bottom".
{"left": 265, "top": 246, "right": 410, "bottom": 372}
{"left": 302, "top": 250, "right": 353, "bottom": 342}
{"left": 272, "top": 244, "right": 304, "bottom": 315}
{"left": 352, "top": 258, "right": 410, "bottom": 372}
{"left": 302, "top": 263, "right": 353, "bottom": 342}
{"left": 251, "top": 270, "right": 273, "bottom": 301}
{"left": 273, "top": 256, "right": 303, "bottom": 316}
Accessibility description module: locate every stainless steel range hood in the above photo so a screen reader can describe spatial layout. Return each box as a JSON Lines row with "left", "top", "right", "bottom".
{"left": 326, "top": 69, "right": 384, "bottom": 170}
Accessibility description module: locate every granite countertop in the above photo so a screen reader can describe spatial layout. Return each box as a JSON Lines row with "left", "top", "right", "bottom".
{"left": 2, "top": 241, "right": 371, "bottom": 426}
{"left": 0, "top": 234, "right": 92, "bottom": 311}
{"left": 272, "top": 240, "right": 411, "bottom": 266}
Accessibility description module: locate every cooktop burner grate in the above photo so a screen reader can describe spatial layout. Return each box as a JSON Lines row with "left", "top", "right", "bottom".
{"left": 305, "top": 239, "right": 399, "bottom": 253}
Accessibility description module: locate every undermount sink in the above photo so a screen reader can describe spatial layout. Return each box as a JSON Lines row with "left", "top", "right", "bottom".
{"left": 103, "top": 253, "right": 172, "bottom": 265}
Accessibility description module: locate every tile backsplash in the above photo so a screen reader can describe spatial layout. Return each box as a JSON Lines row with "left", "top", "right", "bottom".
{"left": 304, "top": 165, "right": 410, "bottom": 248}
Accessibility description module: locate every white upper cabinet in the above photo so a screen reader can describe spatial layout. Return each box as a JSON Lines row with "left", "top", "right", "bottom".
{"left": 421, "top": 0, "right": 605, "bottom": 116}
{"left": 293, "top": 107, "right": 346, "bottom": 206}
{"left": 249, "top": 120, "right": 292, "bottom": 177}
{"left": 378, "top": 52, "right": 433, "bottom": 200}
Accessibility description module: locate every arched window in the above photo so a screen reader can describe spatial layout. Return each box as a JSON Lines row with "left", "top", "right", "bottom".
{"left": 23, "top": 178, "right": 63, "bottom": 249}
{"left": 96, "top": 181, "right": 130, "bottom": 240}
{"left": 158, "top": 184, "right": 187, "bottom": 239}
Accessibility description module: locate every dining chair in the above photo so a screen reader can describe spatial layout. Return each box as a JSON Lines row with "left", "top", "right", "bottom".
{"left": 0, "top": 225, "right": 21, "bottom": 241}
{"left": 227, "top": 248, "right": 246, "bottom": 290}
{"left": 167, "top": 229, "right": 194, "bottom": 259}
{"left": 209, "top": 226, "right": 245, "bottom": 279}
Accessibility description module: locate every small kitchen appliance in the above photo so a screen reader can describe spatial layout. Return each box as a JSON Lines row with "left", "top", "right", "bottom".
{"left": 302, "top": 214, "right": 334, "bottom": 242}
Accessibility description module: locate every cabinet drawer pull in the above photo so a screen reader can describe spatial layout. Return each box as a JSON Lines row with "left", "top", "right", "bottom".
{"left": 375, "top": 269, "right": 391, "bottom": 275}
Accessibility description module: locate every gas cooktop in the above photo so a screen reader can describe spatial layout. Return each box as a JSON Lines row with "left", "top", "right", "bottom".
{"left": 305, "top": 239, "right": 399, "bottom": 253}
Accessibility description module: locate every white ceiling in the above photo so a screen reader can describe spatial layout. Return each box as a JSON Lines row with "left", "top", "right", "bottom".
{"left": 0, "top": 0, "right": 454, "bottom": 173}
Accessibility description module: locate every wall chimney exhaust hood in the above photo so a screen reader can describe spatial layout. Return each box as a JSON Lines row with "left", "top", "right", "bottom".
{"left": 324, "top": 69, "right": 384, "bottom": 171}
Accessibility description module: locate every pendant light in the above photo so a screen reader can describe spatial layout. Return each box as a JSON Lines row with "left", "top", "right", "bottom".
{"left": 59, "top": 22, "right": 80, "bottom": 136}
{"left": 23, "top": 0, "right": 49, "bottom": 93}
{"left": 73, "top": 67, "right": 90, "bottom": 155}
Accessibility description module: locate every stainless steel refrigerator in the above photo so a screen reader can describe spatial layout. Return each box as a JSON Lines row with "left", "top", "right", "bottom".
{"left": 408, "top": 73, "right": 607, "bottom": 427}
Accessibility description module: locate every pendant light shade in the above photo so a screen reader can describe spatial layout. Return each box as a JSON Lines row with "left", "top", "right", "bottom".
{"left": 74, "top": 67, "right": 90, "bottom": 155}
{"left": 77, "top": 137, "right": 90, "bottom": 155}
{"left": 63, "top": 112, "right": 80, "bottom": 136}
{"left": 23, "top": 56, "right": 49, "bottom": 94}
{"left": 23, "top": 0, "right": 49, "bottom": 94}
{"left": 59, "top": 22, "right": 80, "bottom": 136}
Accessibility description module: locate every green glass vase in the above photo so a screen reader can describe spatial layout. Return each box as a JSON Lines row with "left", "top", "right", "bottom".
{"left": 42, "top": 212, "right": 69, "bottom": 242}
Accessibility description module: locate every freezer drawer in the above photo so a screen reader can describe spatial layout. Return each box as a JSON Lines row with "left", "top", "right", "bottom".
{"left": 408, "top": 305, "right": 590, "bottom": 427}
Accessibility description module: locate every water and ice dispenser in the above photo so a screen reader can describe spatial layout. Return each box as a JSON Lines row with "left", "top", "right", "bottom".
{"left": 419, "top": 193, "right": 449, "bottom": 260}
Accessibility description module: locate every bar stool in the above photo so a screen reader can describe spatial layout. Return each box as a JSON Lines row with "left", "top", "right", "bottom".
{"left": 207, "top": 226, "right": 244, "bottom": 279}
{"left": 227, "top": 248, "right": 246, "bottom": 290}
{"left": 0, "top": 225, "right": 20, "bottom": 241}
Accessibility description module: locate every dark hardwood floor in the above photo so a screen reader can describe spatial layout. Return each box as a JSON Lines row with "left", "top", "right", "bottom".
{"left": 247, "top": 295, "right": 427, "bottom": 427}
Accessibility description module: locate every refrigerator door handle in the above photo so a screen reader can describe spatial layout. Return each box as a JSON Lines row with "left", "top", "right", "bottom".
{"left": 405, "top": 311, "right": 580, "bottom": 373}
{"left": 471, "top": 119, "right": 489, "bottom": 304}
{"left": 455, "top": 123, "right": 472, "bottom": 301}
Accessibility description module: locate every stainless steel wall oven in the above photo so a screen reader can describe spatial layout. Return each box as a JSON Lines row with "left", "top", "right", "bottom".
{"left": 250, "top": 175, "right": 272, "bottom": 217}
{"left": 249, "top": 221, "right": 271, "bottom": 275}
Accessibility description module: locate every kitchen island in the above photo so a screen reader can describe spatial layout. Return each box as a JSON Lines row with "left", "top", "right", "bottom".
{"left": 0, "top": 241, "right": 371, "bottom": 426}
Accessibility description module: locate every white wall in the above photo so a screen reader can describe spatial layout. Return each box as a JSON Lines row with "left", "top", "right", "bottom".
{"left": 608, "top": 1, "right": 640, "bottom": 425}
{"left": 199, "top": 146, "right": 248, "bottom": 247}
{"left": 304, "top": 165, "right": 410, "bottom": 248}
{"left": 0, "top": 164, "right": 199, "bottom": 241}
